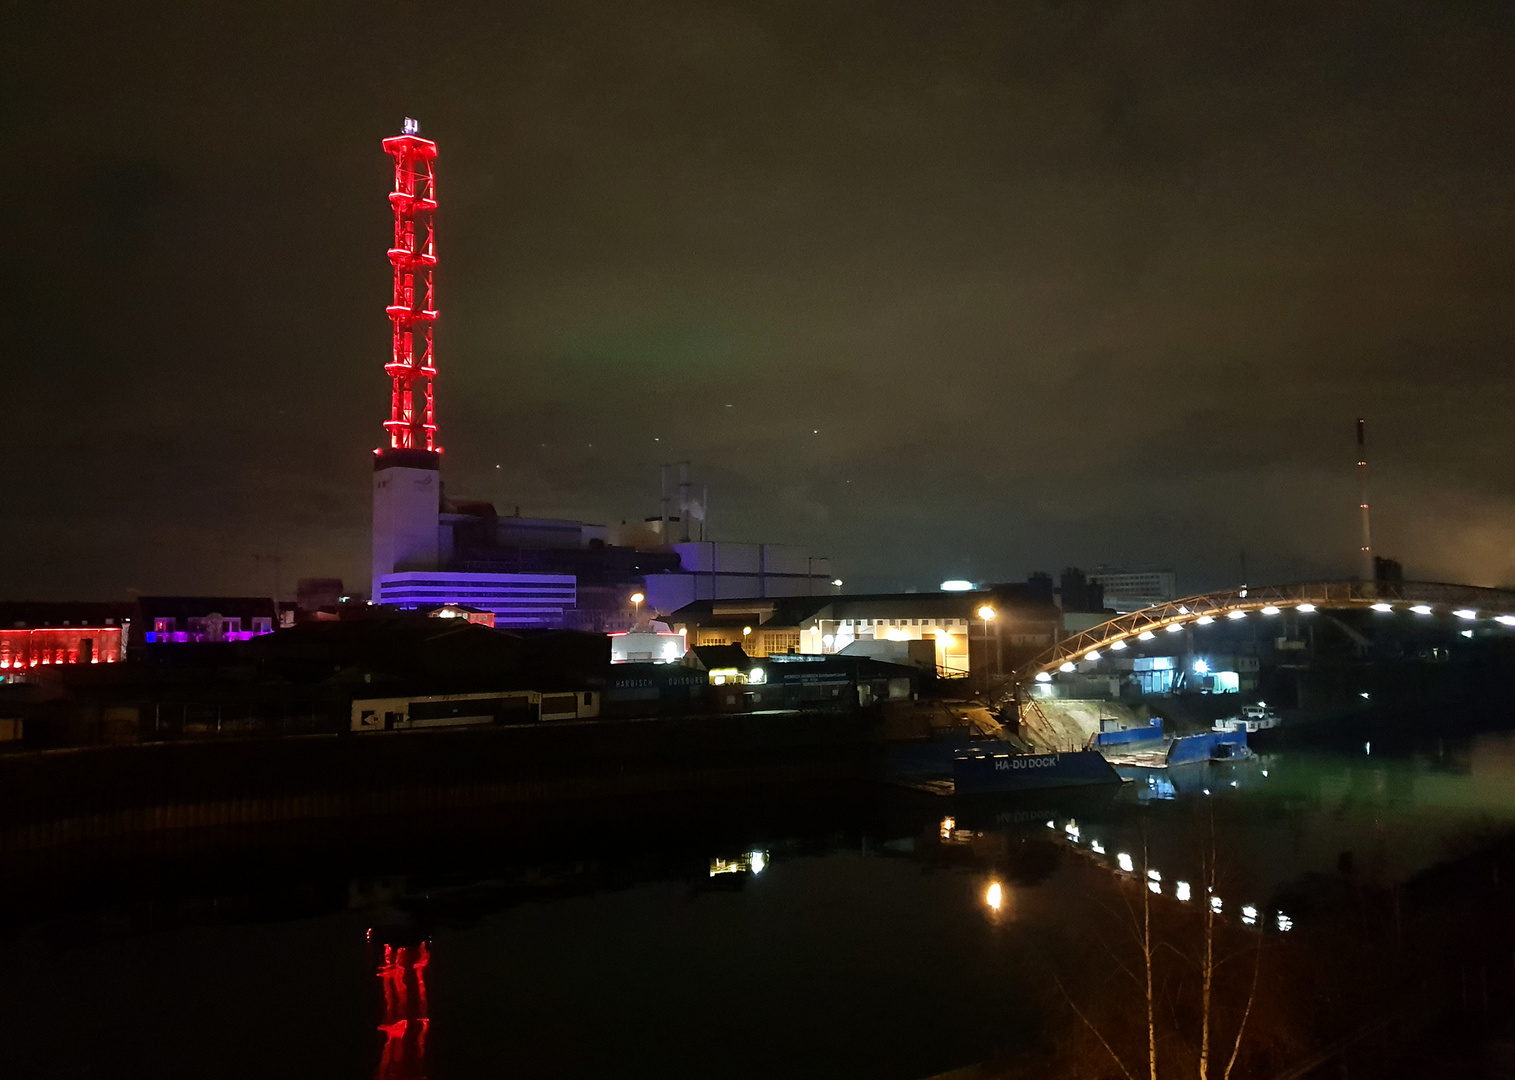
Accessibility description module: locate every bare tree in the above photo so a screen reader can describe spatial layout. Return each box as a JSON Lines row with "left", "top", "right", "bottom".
{"left": 1052, "top": 816, "right": 1264, "bottom": 1080}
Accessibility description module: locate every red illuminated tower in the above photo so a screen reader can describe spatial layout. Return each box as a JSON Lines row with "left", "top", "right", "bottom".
{"left": 373, "top": 119, "right": 443, "bottom": 599}
{"left": 382, "top": 118, "right": 440, "bottom": 454}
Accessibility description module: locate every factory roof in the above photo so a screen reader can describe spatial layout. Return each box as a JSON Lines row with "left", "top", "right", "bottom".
{"left": 247, "top": 617, "right": 608, "bottom": 691}
{"left": 681, "top": 643, "right": 753, "bottom": 672}
{"left": 668, "top": 589, "right": 1061, "bottom": 630}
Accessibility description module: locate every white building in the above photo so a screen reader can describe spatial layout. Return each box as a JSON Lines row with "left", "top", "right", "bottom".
{"left": 371, "top": 449, "right": 443, "bottom": 600}
{"left": 639, "top": 542, "right": 833, "bottom": 613}
{"left": 1087, "top": 568, "right": 1178, "bottom": 613}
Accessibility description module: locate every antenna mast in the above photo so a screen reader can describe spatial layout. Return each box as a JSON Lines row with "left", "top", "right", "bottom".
{"left": 381, "top": 118, "right": 439, "bottom": 453}
{"left": 1356, "top": 418, "right": 1374, "bottom": 582}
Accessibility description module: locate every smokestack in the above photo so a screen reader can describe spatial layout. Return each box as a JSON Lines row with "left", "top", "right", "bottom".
{"left": 660, "top": 465, "right": 670, "bottom": 538}
{"left": 678, "top": 462, "right": 691, "bottom": 543}
{"left": 1357, "top": 419, "right": 1374, "bottom": 583}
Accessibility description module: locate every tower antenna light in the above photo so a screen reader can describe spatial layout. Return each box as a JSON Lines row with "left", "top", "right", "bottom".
{"left": 1356, "top": 418, "right": 1374, "bottom": 583}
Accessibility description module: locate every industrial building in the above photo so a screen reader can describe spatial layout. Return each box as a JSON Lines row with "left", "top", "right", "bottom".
{"left": 1086, "top": 567, "right": 1178, "bottom": 614}
{"left": 368, "top": 120, "right": 832, "bottom": 629}
{"left": 0, "top": 602, "right": 132, "bottom": 677}
{"left": 140, "top": 597, "right": 278, "bottom": 643}
{"left": 0, "top": 598, "right": 281, "bottom": 679}
{"left": 664, "top": 586, "right": 1062, "bottom": 681}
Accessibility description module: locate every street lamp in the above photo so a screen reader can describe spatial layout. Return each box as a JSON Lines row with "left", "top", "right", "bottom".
{"left": 630, "top": 592, "right": 644, "bottom": 623}
{"left": 977, "top": 605, "right": 996, "bottom": 676}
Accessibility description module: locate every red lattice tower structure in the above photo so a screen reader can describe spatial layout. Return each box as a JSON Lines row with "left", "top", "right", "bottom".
{"left": 381, "top": 118, "right": 439, "bottom": 454}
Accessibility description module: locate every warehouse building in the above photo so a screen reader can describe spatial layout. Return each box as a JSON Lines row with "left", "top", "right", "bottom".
{"left": 664, "top": 587, "right": 1061, "bottom": 681}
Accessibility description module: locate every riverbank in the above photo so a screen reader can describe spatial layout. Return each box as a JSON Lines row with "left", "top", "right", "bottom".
{"left": 0, "top": 709, "right": 878, "bottom": 854}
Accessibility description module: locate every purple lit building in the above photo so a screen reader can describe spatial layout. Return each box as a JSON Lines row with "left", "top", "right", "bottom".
{"left": 140, "top": 596, "right": 278, "bottom": 644}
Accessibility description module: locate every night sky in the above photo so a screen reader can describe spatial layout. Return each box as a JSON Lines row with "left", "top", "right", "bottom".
{"left": 9, "top": 1, "right": 1514, "bottom": 600}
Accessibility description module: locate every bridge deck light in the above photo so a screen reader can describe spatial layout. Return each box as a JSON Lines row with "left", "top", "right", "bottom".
{"left": 1110, "top": 640, "right": 1128, "bottom": 651}
{"left": 1034, "top": 671, "right": 1052, "bottom": 683}
{"left": 1227, "top": 610, "right": 1248, "bottom": 620}
{"left": 1059, "top": 661, "right": 1076, "bottom": 673}
{"left": 1497, "top": 616, "right": 1515, "bottom": 627}
{"left": 1296, "top": 603, "right": 1316, "bottom": 613}
{"left": 1411, "top": 605, "right": 1433, "bottom": 615}
{"left": 1454, "top": 609, "right": 1478, "bottom": 620}
{"left": 1261, "top": 605, "right": 1281, "bottom": 616}
{"left": 1166, "top": 622, "right": 1184, "bottom": 634}
{"left": 1138, "top": 630, "right": 1155, "bottom": 641}
{"left": 1085, "top": 650, "right": 1101, "bottom": 660}
{"left": 1371, "top": 602, "right": 1393, "bottom": 612}
{"left": 1196, "top": 615, "right": 1214, "bottom": 626}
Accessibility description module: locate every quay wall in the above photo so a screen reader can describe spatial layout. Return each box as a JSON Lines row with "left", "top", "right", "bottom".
{"left": 0, "top": 711, "right": 876, "bottom": 853}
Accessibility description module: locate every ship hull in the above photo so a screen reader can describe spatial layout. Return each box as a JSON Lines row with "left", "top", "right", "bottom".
{"left": 952, "top": 749, "right": 1123, "bottom": 795}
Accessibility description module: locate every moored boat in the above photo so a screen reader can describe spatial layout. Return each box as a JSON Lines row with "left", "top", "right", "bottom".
{"left": 1168, "top": 729, "right": 1253, "bottom": 765}
{"left": 1214, "top": 703, "right": 1281, "bottom": 734}
{"left": 952, "top": 747, "right": 1124, "bottom": 795}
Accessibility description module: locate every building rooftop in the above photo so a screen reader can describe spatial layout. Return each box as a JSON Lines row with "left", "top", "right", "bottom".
{"left": 0, "top": 601, "right": 136, "bottom": 628}
{"left": 669, "top": 589, "right": 1061, "bottom": 629}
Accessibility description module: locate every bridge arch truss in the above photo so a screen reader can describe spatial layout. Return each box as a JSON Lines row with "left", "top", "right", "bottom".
{"left": 1016, "top": 580, "right": 1515, "bottom": 685}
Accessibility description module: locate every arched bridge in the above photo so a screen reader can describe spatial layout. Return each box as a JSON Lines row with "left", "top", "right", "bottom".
{"left": 1015, "top": 580, "right": 1515, "bottom": 685}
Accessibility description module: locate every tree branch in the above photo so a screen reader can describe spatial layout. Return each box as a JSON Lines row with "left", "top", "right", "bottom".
{"left": 1052, "top": 973, "right": 1136, "bottom": 1080}
{"left": 1222, "top": 935, "right": 1264, "bottom": 1080}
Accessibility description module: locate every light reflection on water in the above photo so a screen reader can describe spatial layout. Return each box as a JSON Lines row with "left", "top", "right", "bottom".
{"left": 1029, "top": 727, "right": 1515, "bottom": 940}
{"left": 4, "top": 724, "right": 1515, "bottom": 1078}
{"left": 374, "top": 940, "right": 430, "bottom": 1080}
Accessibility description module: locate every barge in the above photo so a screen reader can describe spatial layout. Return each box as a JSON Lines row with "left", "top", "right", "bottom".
{"left": 952, "top": 748, "right": 1124, "bottom": 795}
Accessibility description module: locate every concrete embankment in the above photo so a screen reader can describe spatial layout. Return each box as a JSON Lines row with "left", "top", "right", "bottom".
{"left": 1018, "top": 698, "right": 1150, "bottom": 751}
{"left": 0, "top": 710, "right": 876, "bottom": 854}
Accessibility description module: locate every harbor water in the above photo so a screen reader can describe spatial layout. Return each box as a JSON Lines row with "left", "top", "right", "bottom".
{"left": 3, "top": 710, "right": 1515, "bottom": 1078}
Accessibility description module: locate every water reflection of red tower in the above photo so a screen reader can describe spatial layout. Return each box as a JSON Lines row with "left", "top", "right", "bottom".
{"left": 375, "top": 941, "right": 430, "bottom": 1080}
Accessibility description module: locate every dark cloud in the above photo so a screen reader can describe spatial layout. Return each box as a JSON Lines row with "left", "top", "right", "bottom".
{"left": 6, "top": 0, "right": 1514, "bottom": 599}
